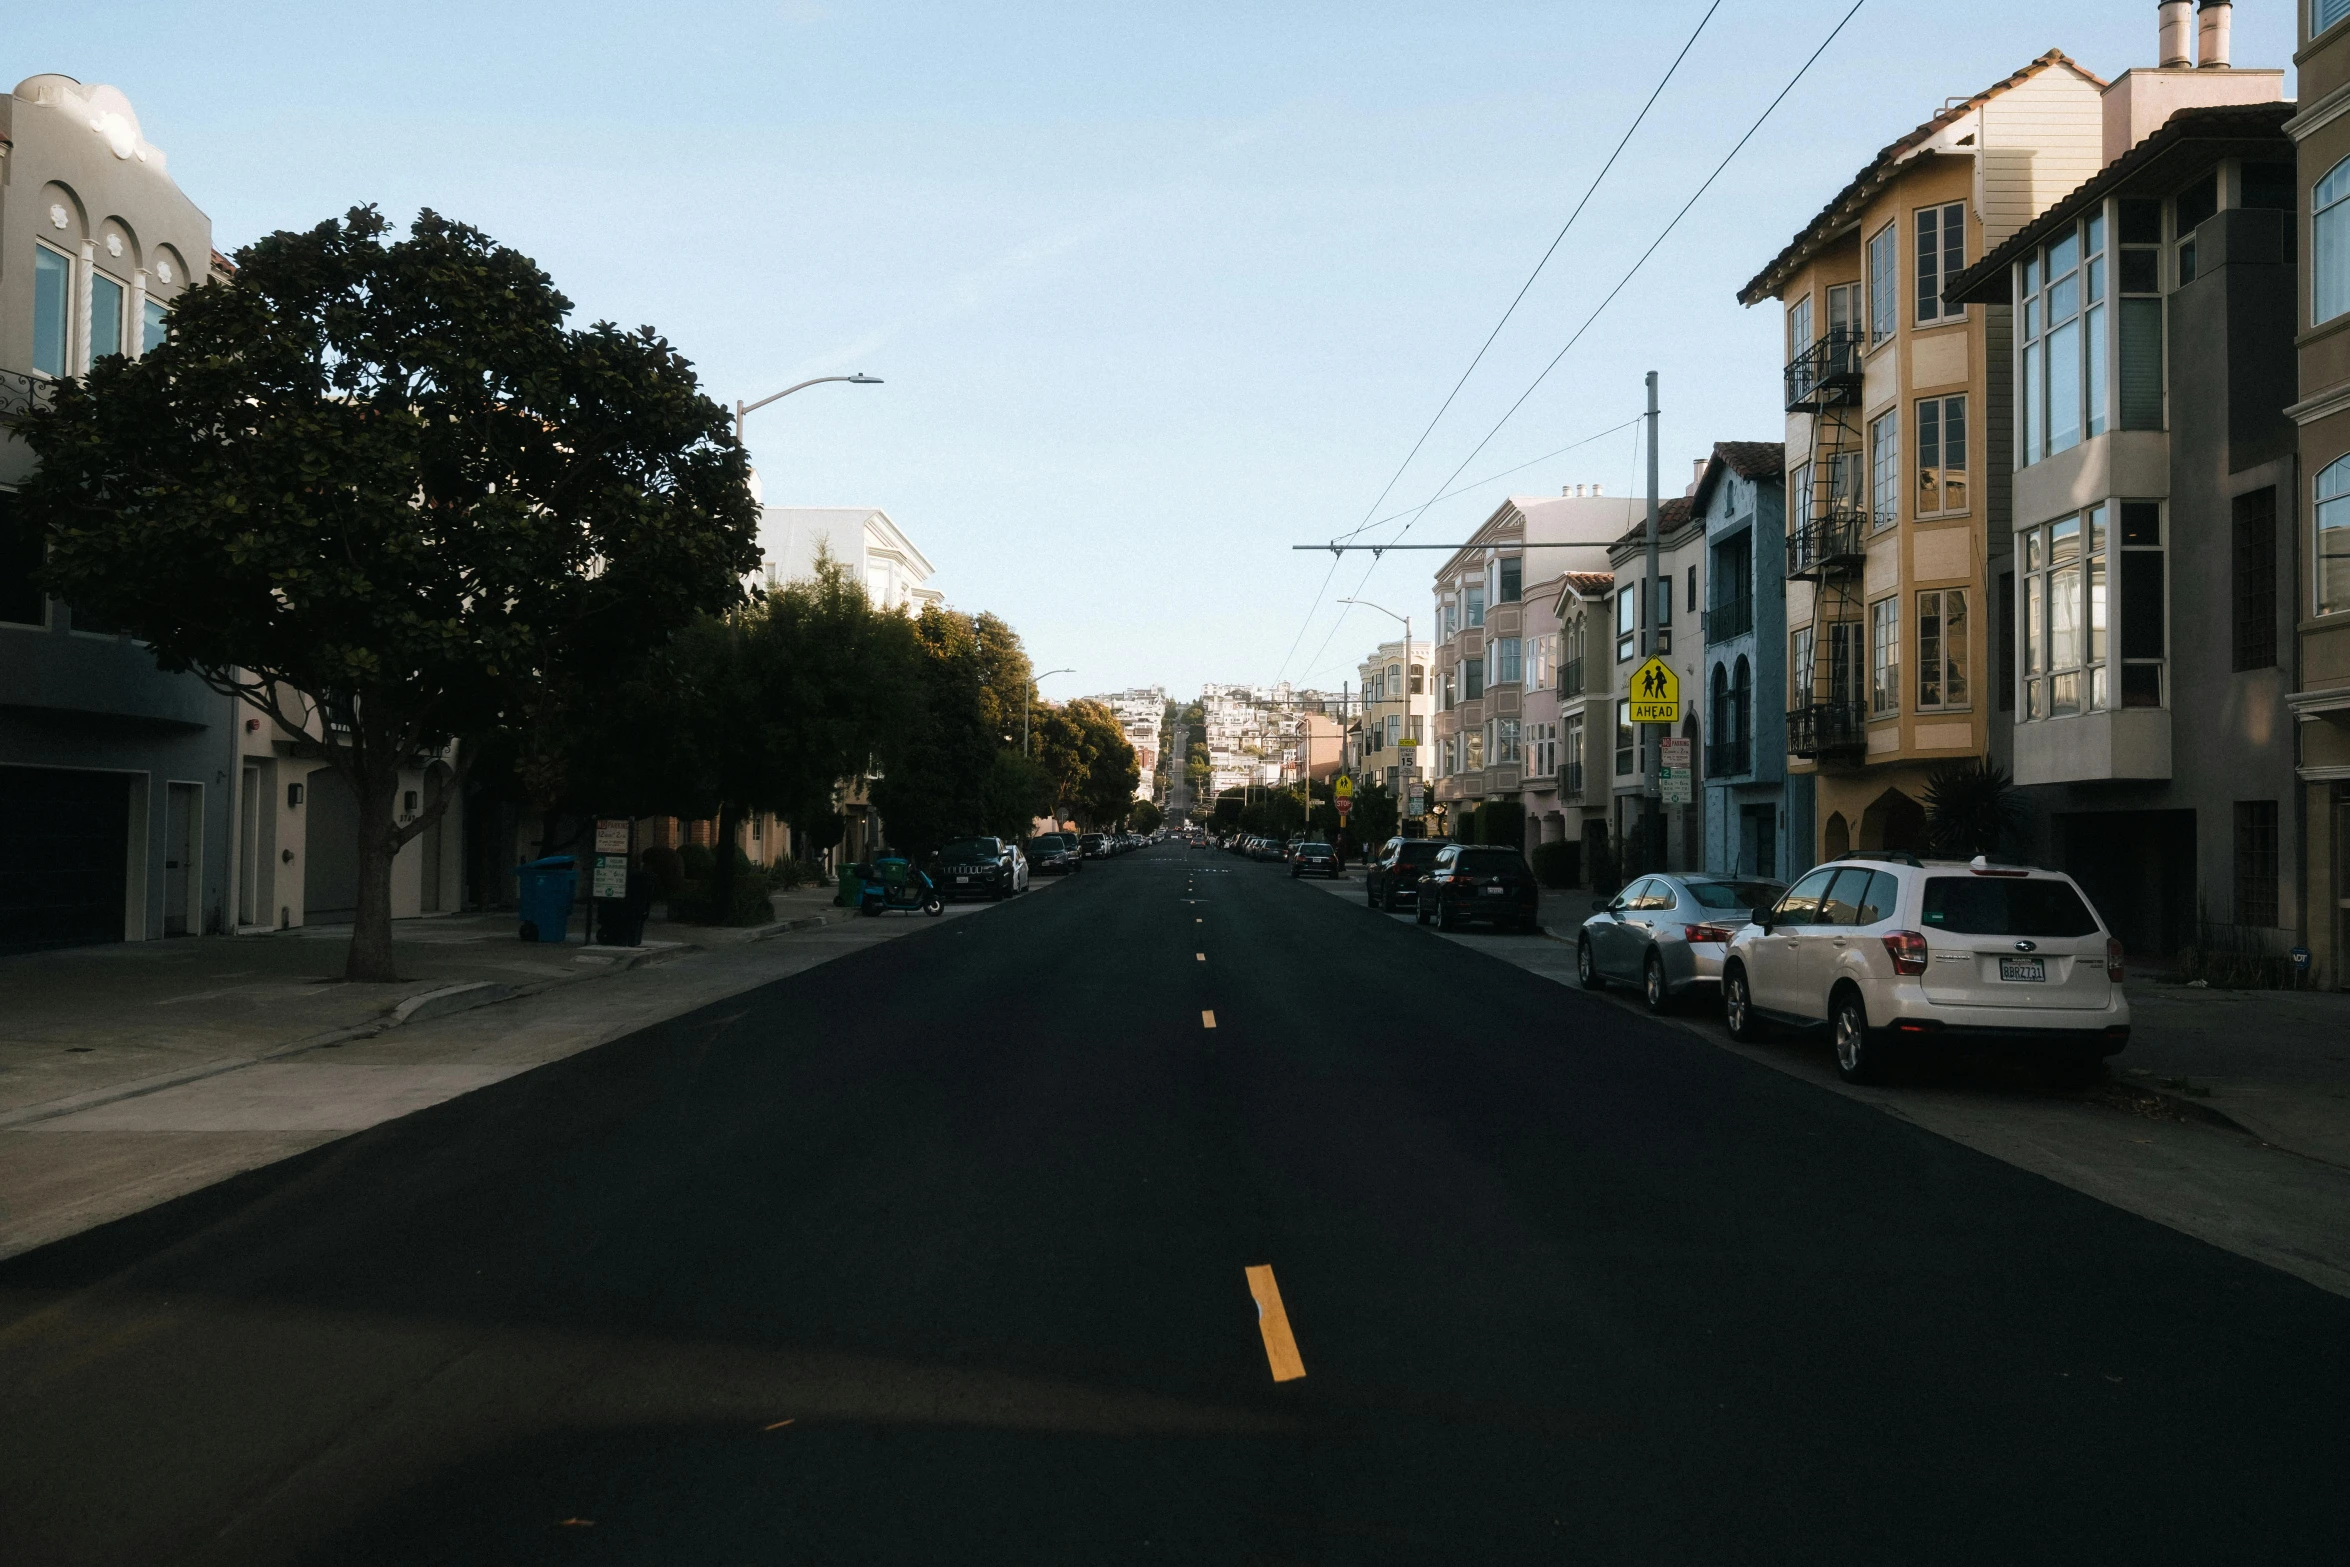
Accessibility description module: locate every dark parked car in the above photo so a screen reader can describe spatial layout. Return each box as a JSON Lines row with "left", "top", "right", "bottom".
{"left": 935, "top": 836, "right": 1027, "bottom": 900}
{"left": 1248, "top": 837, "right": 1285, "bottom": 863}
{"left": 1415, "top": 845, "right": 1540, "bottom": 933}
{"left": 1291, "top": 841, "right": 1340, "bottom": 878}
{"left": 1364, "top": 836, "right": 1452, "bottom": 911}
{"left": 1029, "top": 834, "right": 1084, "bottom": 875}
{"left": 1080, "top": 833, "right": 1109, "bottom": 859}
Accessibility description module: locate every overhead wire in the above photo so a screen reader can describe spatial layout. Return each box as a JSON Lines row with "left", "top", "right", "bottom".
{"left": 1290, "top": 0, "right": 1870, "bottom": 685}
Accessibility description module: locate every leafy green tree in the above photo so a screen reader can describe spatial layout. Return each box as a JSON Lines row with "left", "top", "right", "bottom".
{"left": 23, "top": 207, "right": 757, "bottom": 979}
{"left": 1034, "top": 698, "right": 1139, "bottom": 828}
{"left": 1350, "top": 780, "right": 1399, "bottom": 847}
{"left": 981, "top": 749, "right": 1056, "bottom": 840}
{"left": 871, "top": 606, "right": 996, "bottom": 860}
{"left": 1131, "top": 800, "right": 1163, "bottom": 835}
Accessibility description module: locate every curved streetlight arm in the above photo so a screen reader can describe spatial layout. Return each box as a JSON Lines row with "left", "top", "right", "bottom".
{"left": 1024, "top": 667, "right": 1076, "bottom": 757}
{"left": 734, "top": 374, "right": 882, "bottom": 439}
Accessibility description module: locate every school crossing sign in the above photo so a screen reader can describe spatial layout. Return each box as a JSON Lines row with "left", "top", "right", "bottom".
{"left": 1627, "top": 656, "right": 1681, "bottom": 724}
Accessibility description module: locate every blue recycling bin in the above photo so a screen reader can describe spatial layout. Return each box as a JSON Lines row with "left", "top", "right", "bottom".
{"left": 513, "top": 855, "right": 578, "bottom": 944}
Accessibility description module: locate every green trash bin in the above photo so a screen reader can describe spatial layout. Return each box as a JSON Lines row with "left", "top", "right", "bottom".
{"left": 513, "top": 855, "right": 578, "bottom": 943}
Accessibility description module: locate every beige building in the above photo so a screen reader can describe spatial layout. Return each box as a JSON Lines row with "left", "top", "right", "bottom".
{"left": 1354, "top": 637, "right": 1432, "bottom": 807}
{"left": 1738, "top": 50, "right": 2108, "bottom": 858}
{"left": 2294, "top": 0, "right": 2350, "bottom": 985}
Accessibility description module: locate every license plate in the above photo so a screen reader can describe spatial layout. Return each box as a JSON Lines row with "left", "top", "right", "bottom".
{"left": 955, "top": 876, "right": 971, "bottom": 884}
{"left": 1481, "top": 886, "right": 1506, "bottom": 896}
{"left": 1999, "top": 957, "right": 2045, "bottom": 983}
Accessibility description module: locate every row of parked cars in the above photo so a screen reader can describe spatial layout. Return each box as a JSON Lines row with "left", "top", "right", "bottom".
{"left": 931, "top": 828, "right": 1164, "bottom": 897}
{"left": 1343, "top": 833, "right": 2134, "bottom": 1087}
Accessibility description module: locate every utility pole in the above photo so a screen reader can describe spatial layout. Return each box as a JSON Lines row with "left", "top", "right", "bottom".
{"left": 1642, "top": 370, "right": 1663, "bottom": 866}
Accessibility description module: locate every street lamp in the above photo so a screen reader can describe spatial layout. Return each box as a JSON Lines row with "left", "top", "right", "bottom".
{"left": 1026, "top": 668, "right": 1073, "bottom": 756}
{"left": 1339, "top": 596, "right": 1417, "bottom": 812}
{"left": 733, "top": 373, "right": 882, "bottom": 442}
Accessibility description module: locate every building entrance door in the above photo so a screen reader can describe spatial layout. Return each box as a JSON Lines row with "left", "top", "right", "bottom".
{"left": 237, "top": 765, "right": 262, "bottom": 928}
{"left": 0, "top": 767, "right": 133, "bottom": 954}
{"left": 163, "top": 781, "right": 201, "bottom": 936}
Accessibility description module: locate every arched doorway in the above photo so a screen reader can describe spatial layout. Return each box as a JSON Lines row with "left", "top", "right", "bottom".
{"left": 1860, "top": 788, "right": 1927, "bottom": 854}
{"left": 1823, "top": 811, "right": 1851, "bottom": 859}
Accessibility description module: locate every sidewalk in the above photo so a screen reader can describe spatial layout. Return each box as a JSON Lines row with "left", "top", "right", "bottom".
{"left": 0, "top": 881, "right": 975, "bottom": 1260}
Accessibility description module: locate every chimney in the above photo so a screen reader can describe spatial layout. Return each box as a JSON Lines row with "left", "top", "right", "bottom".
{"left": 2198, "top": 0, "right": 2232, "bottom": 69}
{"left": 2157, "top": 0, "right": 2193, "bottom": 68}
{"left": 1688, "top": 457, "right": 1706, "bottom": 496}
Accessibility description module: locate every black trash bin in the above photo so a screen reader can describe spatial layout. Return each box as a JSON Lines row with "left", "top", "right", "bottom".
{"left": 596, "top": 868, "right": 656, "bottom": 948}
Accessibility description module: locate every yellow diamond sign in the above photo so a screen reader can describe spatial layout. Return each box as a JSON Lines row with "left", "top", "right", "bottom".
{"left": 1627, "top": 656, "right": 1681, "bottom": 723}
{"left": 1333, "top": 775, "right": 1353, "bottom": 800}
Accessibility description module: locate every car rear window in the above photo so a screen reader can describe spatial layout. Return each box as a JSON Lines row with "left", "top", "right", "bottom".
{"left": 1686, "top": 880, "right": 1782, "bottom": 911}
{"left": 1920, "top": 876, "right": 2099, "bottom": 938}
{"left": 941, "top": 838, "right": 999, "bottom": 860}
{"left": 1456, "top": 849, "right": 1525, "bottom": 873}
{"left": 1397, "top": 843, "right": 1443, "bottom": 864}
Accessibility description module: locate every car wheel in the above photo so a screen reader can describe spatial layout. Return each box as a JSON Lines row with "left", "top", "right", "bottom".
{"left": 1577, "top": 938, "right": 1606, "bottom": 990}
{"left": 1436, "top": 898, "right": 1459, "bottom": 932}
{"left": 1831, "top": 988, "right": 1891, "bottom": 1084}
{"left": 1643, "top": 953, "right": 1670, "bottom": 1014}
{"left": 1723, "top": 965, "right": 1767, "bottom": 1042}
{"left": 1365, "top": 884, "right": 1378, "bottom": 908}
{"left": 1416, "top": 897, "right": 1432, "bottom": 925}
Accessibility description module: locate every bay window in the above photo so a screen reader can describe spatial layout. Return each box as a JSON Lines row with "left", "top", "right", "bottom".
{"left": 1464, "top": 657, "right": 1484, "bottom": 701}
{"left": 1492, "top": 636, "right": 1522, "bottom": 686}
{"left": 2316, "top": 454, "right": 2350, "bottom": 616}
{"left": 2018, "top": 501, "right": 2144, "bottom": 719}
{"left": 1496, "top": 718, "right": 1521, "bottom": 765}
{"left": 1915, "top": 200, "right": 1965, "bottom": 325}
{"left": 1869, "top": 411, "right": 1900, "bottom": 529}
{"left": 1916, "top": 589, "right": 1969, "bottom": 711}
{"left": 89, "top": 271, "right": 125, "bottom": 364}
{"left": 2319, "top": 155, "right": 2350, "bottom": 325}
{"left": 1867, "top": 222, "right": 1897, "bottom": 344}
{"left": 1869, "top": 597, "right": 1901, "bottom": 716}
{"left": 33, "top": 245, "right": 71, "bottom": 378}
{"left": 1916, "top": 395, "right": 1968, "bottom": 517}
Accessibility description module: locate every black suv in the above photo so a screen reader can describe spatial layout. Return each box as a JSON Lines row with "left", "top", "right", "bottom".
{"left": 1364, "top": 836, "right": 1452, "bottom": 911}
{"left": 1416, "top": 845, "right": 1540, "bottom": 933}
{"left": 1290, "top": 841, "right": 1340, "bottom": 879}
{"left": 1029, "top": 834, "right": 1084, "bottom": 875}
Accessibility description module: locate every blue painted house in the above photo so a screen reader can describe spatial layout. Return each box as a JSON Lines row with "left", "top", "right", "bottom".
{"left": 1695, "top": 443, "right": 1813, "bottom": 882}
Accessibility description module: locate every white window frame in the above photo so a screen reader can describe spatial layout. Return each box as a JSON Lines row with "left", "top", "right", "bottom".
{"left": 2316, "top": 455, "right": 2350, "bottom": 616}
{"left": 1915, "top": 200, "right": 1966, "bottom": 325}
{"left": 1495, "top": 717, "right": 1521, "bottom": 765}
{"left": 1915, "top": 394, "right": 1968, "bottom": 519}
{"left": 1869, "top": 410, "right": 1900, "bottom": 530}
{"left": 1916, "top": 588, "right": 1970, "bottom": 712}
{"left": 1492, "top": 636, "right": 1522, "bottom": 686}
{"left": 1869, "top": 596, "right": 1901, "bottom": 716}
{"left": 1866, "top": 221, "right": 1898, "bottom": 345}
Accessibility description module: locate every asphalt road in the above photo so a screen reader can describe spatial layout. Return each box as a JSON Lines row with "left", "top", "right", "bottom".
{"left": 4, "top": 843, "right": 2348, "bottom": 1564}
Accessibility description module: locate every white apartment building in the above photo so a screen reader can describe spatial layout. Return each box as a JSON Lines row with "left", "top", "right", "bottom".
{"left": 1354, "top": 638, "right": 1432, "bottom": 805}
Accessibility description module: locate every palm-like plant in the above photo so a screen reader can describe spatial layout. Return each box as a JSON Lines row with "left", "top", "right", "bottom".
{"left": 1924, "top": 757, "right": 2022, "bottom": 858}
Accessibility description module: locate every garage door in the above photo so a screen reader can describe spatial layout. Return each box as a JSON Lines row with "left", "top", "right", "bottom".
{"left": 0, "top": 767, "right": 132, "bottom": 954}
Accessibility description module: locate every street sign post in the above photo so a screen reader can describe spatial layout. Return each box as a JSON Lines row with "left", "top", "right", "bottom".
{"left": 1658, "top": 736, "right": 1693, "bottom": 805}
{"left": 1627, "top": 657, "right": 1681, "bottom": 724}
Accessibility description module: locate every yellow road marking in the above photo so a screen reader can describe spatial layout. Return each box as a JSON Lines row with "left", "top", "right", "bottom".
{"left": 1245, "top": 1264, "right": 1307, "bottom": 1382}
{"left": 763, "top": 1418, "right": 795, "bottom": 1431}
{"left": 1196, "top": 952, "right": 1205, "bottom": 961}
{"left": 1201, "top": 1010, "right": 1216, "bottom": 1028}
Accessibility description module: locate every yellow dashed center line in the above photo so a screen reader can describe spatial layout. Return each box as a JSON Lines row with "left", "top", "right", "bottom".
{"left": 1245, "top": 1264, "right": 1307, "bottom": 1382}
{"left": 1195, "top": 952, "right": 1205, "bottom": 961}
{"left": 1201, "top": 1009, "right": 1216, "bottom": 1028}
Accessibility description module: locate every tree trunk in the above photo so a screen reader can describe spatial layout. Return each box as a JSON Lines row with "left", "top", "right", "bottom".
{"left": 345, "top": 771, "right": 404, "bottom": 982}
{"left": 713, "top": 802, "right": 741, "bottom": 924}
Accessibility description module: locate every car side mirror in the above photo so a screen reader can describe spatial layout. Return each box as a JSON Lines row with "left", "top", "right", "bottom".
{"left": 1752, "top": 905, "right": 1774, "bottom": 932}
{"left": 1590, "top": 899, "right": 1610, "bottom": 913}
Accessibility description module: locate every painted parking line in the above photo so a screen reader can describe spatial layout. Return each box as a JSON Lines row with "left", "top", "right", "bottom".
{"left": 1244, "top": 1264, "right": 1306, "bottom": 1382}
{"left": 1201, "top": 1010, "right": 1217, "bottom": 1029}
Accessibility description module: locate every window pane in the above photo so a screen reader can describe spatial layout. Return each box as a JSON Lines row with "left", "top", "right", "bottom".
{"left": 1946, "top": 590, "right": 1968, "bottom": 705}
{"left": 2084, "top": 304, "right": 2107, "bottom": 439}
{"left": 1942, "top": 203, "right": 1965, "bottom": 309}
{"left": 1917, "top": 399, "right": 1941, "bottom": 514}
{"left": 1870, "top": 412, "right": 1899, "bottom": 527}
{"left": 1942, "top": 395, "right": 1967, "bottom": 511}
{"left": 2321, "top": 489, "right": 2350, "bottom": 616}
{"left": 143, "top": 299, "right": 170, "bottom": 355}
{"left": 2122, "top": 550, "right": 2165, "bottom": 659}
{"left": 33, "top": 246, "right": 71, "bottom": 378}
{"left": 89, "top": 272, "right": 125, "bottom": 364}
{"left": 1871, "top": 598, "right": 1900, "bottom": 714}
{"left": 2120, "top": 297, "right": 2164, "bottom": 428}
{"left": 2022, "top": 342, "right": 2042, "bottom": 465}
{"left": 2047, "top": 318, "right": 2081, "bottom": 453}
{"left": 1918, "top": 592, "right": 1942, "bottom": 707}
{"left": 2322, "top": 187, "right": 2350, "bottom": 325}
{"left": 1916, "top": 204, "right": 1940, "bottom": 322}
{"left": 1868, "top": 225, "right": 1897, "bottom": 343}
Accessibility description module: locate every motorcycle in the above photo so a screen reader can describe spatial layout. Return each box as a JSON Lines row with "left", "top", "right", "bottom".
{"left": 858, "top": 860, "right": 945, "bottom": 918}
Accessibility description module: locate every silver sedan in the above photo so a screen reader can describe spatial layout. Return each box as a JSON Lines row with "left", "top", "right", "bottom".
{"left": 1576, "top": 873, "right": 1787, "bottom": 1013}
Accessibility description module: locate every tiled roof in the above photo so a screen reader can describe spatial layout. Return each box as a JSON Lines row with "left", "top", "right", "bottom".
{"left": 1736, "top": 50, "right": 2108, "bottom": 307}
{"left": 1692, "top": 441, "right": 1785, "bottom": 514}
{"left": 1945, "top": 100, "right": 2294, "bottom": 306}
{"left": 1561, "top": 571, "right": 1615, "bottom": 595}
{"left": 1614, "top": 495, "right": 1695, "bottom": 547}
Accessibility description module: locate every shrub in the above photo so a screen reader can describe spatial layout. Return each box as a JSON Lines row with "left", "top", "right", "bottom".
{"left": 671, "top": 874, "right": 777, "bottom": 926}
{"left": 1585, "top": 830, "right": 1621, "bottom": 897}
{"left": 1530, "top": 840, "right": 1581, "bottom": 888}
{"left": 1477, "top": 800, "right": 1526, "bottom": 850}
{"left": 2170, "top": 918, "right": 2304, "bottom": 989}
{"left": 766, "top": 856, "right": 816, "bottom": 889}
{"left": 641, "top": 845, "right": 686, "bottom": 899}
{"left": 678, "top": 841, "right": 715, "bottom": 880}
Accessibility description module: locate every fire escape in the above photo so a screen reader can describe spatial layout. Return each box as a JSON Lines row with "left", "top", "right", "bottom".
{"left": 1782, "top": 326, "right": 1869, "bottom": 763}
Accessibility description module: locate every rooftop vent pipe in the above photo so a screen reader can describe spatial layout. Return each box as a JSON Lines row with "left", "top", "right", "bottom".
{"left": 2198, "top": 0, "right": 2232, "bottom": 69}
{"left": 2158, "top": 1, "right": 2193, "bottom": 68}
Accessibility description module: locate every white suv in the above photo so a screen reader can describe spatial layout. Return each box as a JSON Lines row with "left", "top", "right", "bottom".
{"left": 1719, "top": 853, "right": 2130, "bottom": 1085}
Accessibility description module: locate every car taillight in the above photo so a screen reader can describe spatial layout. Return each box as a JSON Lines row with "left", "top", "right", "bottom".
{"left": 1881, "top": 930, "right": 1929, "bottom": 976}
{"left": 1684, "top": 923, "right": 1739, "bottom": 945}
{"left": 2107, "top": 938, "right": 2125, "bottom": 983}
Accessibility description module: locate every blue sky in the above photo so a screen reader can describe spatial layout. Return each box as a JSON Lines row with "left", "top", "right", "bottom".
{"left": 18, "top": 2, "right": 2299, "bottom": 698}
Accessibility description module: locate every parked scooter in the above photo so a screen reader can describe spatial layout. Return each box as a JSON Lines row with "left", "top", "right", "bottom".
{"left": 857, "top": 853, "right": 945, "bottom": 917}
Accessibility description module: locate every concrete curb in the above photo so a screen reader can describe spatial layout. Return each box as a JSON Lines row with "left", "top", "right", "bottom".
{"left": 388, "top": 981, "right": 516, "bottom": 1027}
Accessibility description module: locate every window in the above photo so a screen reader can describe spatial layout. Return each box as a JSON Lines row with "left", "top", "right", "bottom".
{"left": 1563, "top": 713, "right": 1586, "bottom": 794}
{"left": 1386, "top": 714, "right": 1401, "bottom": 746}
{"left": 2323, "top": 0, "right": 2350, "bottom": 37}
{"left": 1495, "top": 718, "right": 1521, "bottom": 765}
{"left": 1441, "top": 669, "right": 1456, "bottom": 710}
{"left": 1387, "top": 662, "right": 1402, "bottom": 695}
{"left": 1498, "top": 556, "right": 1521, "bottom": 604}
{"left": 1616, "top": 588, "right": 1637, "bottom": 663}
{"left": 1528, "top": 632, "right": 1554, "bottom": 689}
{"left": 1869, "top": 410, "right": 1899, "bottom": 529}
{"left": 1916, "top": 201, "right": 1965, "bottom": 324}
{"left": 1562, "top": 616, "right": 1585, "bottom": 694}
{"left": 1614, "top": 700, "right": 1635, "bottom": 776}
{"left": 1464, "top": 726, "right": 1484, "bottom": 769}
{"left": 1869, "top": 597, "right": 1900, "bottom": 715}
{"left": 33, "top": 245, "right": 71, "bottom": 378}
{"left": 1406, "top": 713, "right": 1423, "bottom": 743}
{"left": 2318, "top": 456, "right": 2350, "bottom": 616}
{"left": 1916, "top": 395, "right": 1968, "bottom": 517}
{"left": 1465, "top": 583, "right": 1486, "bottom": 628}
{"left": 2119, "top": 501, "right": 2164, "bottom": 706}
{"left": 2232, "top": 488, "right": 2277, "bottom": 671}
{"left": 1410, "top": 662, "right": 1425, "bottom": 695}
{"left": 1685, "top": 563, "right": 1697, "bottom": 613}
{"left": 1441, "top": 735, "right": 1458, "bottom": 775}
{"left": 0, "top": 491, "right": 47, "bottom": 628}
{"left": 142, "top": 299, "right": 169, "bottom": 355}
{"left": 1442, "top": 597, "right": 1458, "bottom": 637}
{"left": 2020, "top": 502, "right": 2131, "bottom": 719}
{"left": 2115, "top": 200, "right": 2163, "bottom": 431}
{"left": 1916, "top": 589, "right": 1969, "bottom": 710}
{"left": 1791, "top": 625, "right": 1815, "bottom": 707}
{"left": 89, "top": 271, "right": 125, "bottom": 364}
{"left": 1463, "top": 657, "right": 1485, "bottom": 701}
{"left": 1867, "top": 222, "right": 1897, "bottom": 344}
{"left": 1787, "top": 292, "right": 1813, "bottom": 361}
{"left": 1492, "top": 637, "right": 1522, "bottom": 685}
{"left": 2234, "top": 801, "right": 2280, "bottom": 929}
{"left": 2175, "top": 172, "right": 2216, "bottom": 285}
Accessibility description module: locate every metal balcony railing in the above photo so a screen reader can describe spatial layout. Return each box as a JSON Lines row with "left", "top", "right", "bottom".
{"left": 1705, "top": 736, "right": 1751, "bottom": 777}
{"left": 1703, "top": 598, "right": 1753, "bottom": 644}
{"left": 0, "top": 369, "right": 55, "bottom": 427}
{"left": 1783, "top": 327, "right": 1864, "bottom": 411}
{"left": 1786, "top": 702, "right": 1869, "bottom": 761}
{"left": 1786, "top": 508, "right": 1868, "bottom": 579}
